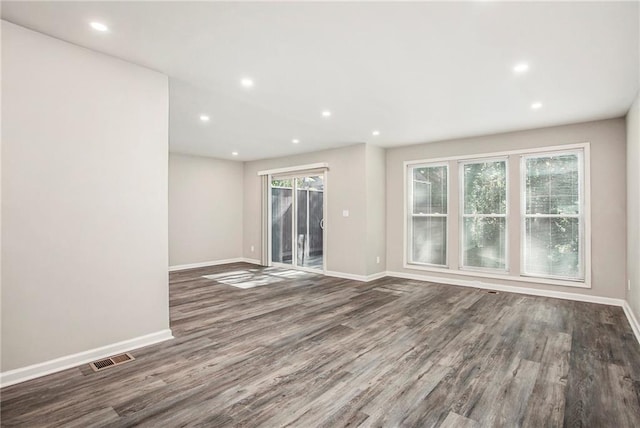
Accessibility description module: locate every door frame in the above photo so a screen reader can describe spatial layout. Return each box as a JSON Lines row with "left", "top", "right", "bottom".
{"left": 267, "top": 170, "right": 327, "bottom": 273}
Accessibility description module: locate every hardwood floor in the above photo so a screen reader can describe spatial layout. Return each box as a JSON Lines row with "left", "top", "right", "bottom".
{"left": 2, "top": 262, "right": 640, "bottom": 427}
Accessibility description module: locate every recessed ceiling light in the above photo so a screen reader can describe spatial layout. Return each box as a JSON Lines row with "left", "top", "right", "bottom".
{"left": 240, "top": 78, "right": 254, "bottom": 88}
{"left": 292, "top": 139, "right": 300, "bottom": 144}
{"left": 513, "top": 62, "right": 529, "bottom": 73}
{"left": 199, "top": 115, "right": 210, "bottom": 122}
{"left": 531, "top": 102, "right": 543, "bottom": 110}
{"left": 372, "top": 130, "right": 380, "bottom": 136}
{"left": 322, "top": 110, "right": 332, "bottom": 118}
{"left": 89, "top": 22, "right": 109, "bottom": 32}
{"left": 232, "top": 151, "right": 239, "bottom": 156}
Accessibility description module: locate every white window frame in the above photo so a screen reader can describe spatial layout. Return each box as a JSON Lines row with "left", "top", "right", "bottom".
{"left": 265, "top": 167, "right": 329, "bottom": 274}
{"left": 459, "top": 157, "right": 509, "bottom": 273}
{"left": 406, "top": 162, "right": 449, "bottom": 268}
{"left": 520, "top": 149, "right": 586, "bottom": 282}
{"left": 403, "top": 142, "right": 591, "bottom": 289}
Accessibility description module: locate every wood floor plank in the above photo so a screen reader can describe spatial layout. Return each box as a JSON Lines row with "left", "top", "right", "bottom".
{"left": 439, "top": 411, "right": 479, "bottom": 428}
{"left": 2, "top": 262, "right": 640, "bottom": 427}
{"left": 521, "top": 331, "right": 572, "bottom": 427}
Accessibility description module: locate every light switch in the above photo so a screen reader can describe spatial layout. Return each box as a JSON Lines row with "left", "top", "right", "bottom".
{"left": 342, "top": 210, "right": 350, "bottom": 217}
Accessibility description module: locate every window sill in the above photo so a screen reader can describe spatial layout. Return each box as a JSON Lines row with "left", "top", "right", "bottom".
{"left": 403, "top": 263, "right": 591, "bottom": 289}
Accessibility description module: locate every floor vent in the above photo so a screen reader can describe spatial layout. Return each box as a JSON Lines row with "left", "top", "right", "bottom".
{"left": 89, "top": 353, "right": 135, "bottom": 372}
{"left": 486, "top": 290, "right": 499, "bottom": 294}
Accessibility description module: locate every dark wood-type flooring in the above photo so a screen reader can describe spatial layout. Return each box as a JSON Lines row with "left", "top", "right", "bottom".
{"left": 2, "top": 263, "right": 640, "bottom": 427}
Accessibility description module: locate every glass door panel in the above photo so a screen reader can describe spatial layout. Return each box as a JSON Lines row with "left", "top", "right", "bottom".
{"left": 271, "top": 179, "right": 293, "bottom": 264}
{"left": 296, "top": 188, "right": 308, "bottom": 266}
{"left": 307, "top": 190, "right": 324, "bottom": 269}
{"left": 271, "top": 175, "right": 324, "bottom": 271}
{"left": 296, "top": 176, "right": 324, "bottom": 270}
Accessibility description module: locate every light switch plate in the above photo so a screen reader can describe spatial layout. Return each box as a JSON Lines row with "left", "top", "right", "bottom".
{"left": 342, "top": 210, "right": 350, "bottom": 217}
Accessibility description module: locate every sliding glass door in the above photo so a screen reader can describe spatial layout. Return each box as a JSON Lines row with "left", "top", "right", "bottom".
{"left": 271, "top": 174, "right": 325, "bottom": 271}
{"left": 271, "top": 179, "right": 294, "bottom": 264}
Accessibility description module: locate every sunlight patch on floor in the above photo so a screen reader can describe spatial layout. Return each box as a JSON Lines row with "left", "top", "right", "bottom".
{"left": 202, "top": 268, "right": 315, "bottom": 289}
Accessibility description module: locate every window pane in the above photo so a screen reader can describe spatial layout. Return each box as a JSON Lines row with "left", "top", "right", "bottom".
{"left": 271, "top": 178, "right": 292, "bottom": 188}
{"left": 462, "top": 217, "right": 506, "bottom": 269}
{"left": 463, "top": 161, "right": 506, "bottom": 214}
{"left": 411, "top": 217, "right": 447, "bottom": 265}
{"left": 413, "top": 166, "right": 447, "bottom": 214}
{"left": 296, "top": 176, "right": 324, "bottom": 190}
{"left": 524, "top": 217, "right": 581, "bottom": 278}
{"left": 526, "top": 154, "right": 579, "bottom": 215}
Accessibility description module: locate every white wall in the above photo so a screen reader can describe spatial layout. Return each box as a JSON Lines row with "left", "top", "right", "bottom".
{"left": 1, "top": 22, "right": 170, "bottom": 372}
{"left": 366, "top": 145, "right": 387, "bottom": 275}
{"left": 387, "top": 118, "right": 627, "bottom": 299}
{"left": 169, "top": 153, "right": 243, "bottom": 266}
{"left": 243, "top": 144, "right": 368, "bottom": 276}
{"left": 627, "top": 94, "right": 640, "bottom": 317}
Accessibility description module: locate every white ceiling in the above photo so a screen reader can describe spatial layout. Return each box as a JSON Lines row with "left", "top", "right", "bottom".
{"left": 2, "top": 1, "right": 639, "bottom": 161}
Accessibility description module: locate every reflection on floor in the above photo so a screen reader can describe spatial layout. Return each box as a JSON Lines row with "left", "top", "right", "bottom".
{"left": 275, "top": 254, "right": 324, "bottom": 271}
{"left": 203, "top": 266, "right": 315, "bottom": 289}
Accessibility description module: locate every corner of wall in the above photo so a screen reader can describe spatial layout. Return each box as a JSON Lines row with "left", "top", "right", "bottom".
{"left": 365, "top": 144, "right": 387, "bottom": 275}
{"left": 626, "top": 92, "right": 640, "bottom": 321}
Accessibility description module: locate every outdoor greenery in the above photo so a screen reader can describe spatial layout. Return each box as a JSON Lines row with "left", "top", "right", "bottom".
{"left": 271, "top": 178, "right": 293, "bottom": 188}
{"left": 463, "top": 161, "right": 507, "bottom": 268}
{"left": 525, "top": 154, "right": 579, "bottom": 215}
{"left": 410, "top": 152, "right": 583, "bottom": 278}
{"left": 464, "top": 161, "right": 506, "bottom": 215}
{"left": 271, "top": 176, "right": 324, "bottom": 190}
{"left": 525, "top": 154, "right": 580, "bottom": 277}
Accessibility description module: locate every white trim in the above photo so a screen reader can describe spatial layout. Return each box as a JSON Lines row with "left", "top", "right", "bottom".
{"left": 0, "top": 329, "right": 174, "bottom": 388}
{"left": 401, "top": 262, "right": 589, "bottom": 288}
{"left": 242, "top": 257, "right": 261, "bottom": 265}
{"left": 386, "top": 270, "right": 622, "bottom": 306}
{"left": 323, "top": 170, "right": 328, "bottom": 272}
{"left": 324, "top": 271, "right": 367, "bottom": 281}
{"left": 520, "top": 148, "right": 590, "bottom": 284}
{"left": 403, "top": 142, "right": 590, "bottom": 167}
{"left": 169, "top": 258, "right": 246, "bottom": 272}
{"left": 267, "top": 173, "right": 273, "bottom": 266}
{"left": 406, "top": 162, "right": 450, "bottom": 268}
{"left": 623, "top": 301, "right": 640, "bottom": 345}
{"left": 257, "top": 162, "right": 329, "bottom": 177}
{"left": 583, "top": 144, "right": 592, "bottom": 285}
{"left": 366, "top": 271, "right": 388, "bottom": 281}
{"left": 403, "top": 142, "right": 592, "bottom": 289}
{"left": 268, "top": 170, "right": 327, "bottom": 274}
{"left": 324, "top": 270, "right": 387, "bottom": 282}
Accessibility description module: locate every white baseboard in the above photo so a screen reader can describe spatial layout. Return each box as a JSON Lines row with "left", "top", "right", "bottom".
{"left": 367, "top": 271, "right": 388, "bottom": 281}
{"left": 169, "top": 258, "right": 262, "bottom": 272}
{"left": 386, "top": 270, "right": 625, "bottom": 307}
{"left": 623, "top": 301, "right": 640, "bottom": 345}
{"left": 325, "top": 270, "right": 368, "bottom": 282}
{"left": 0, "top": 329, "right": 174, "bottom": 388}
{"left": 325, "top": 270, "right": 388, "bottom": 282}
{"left": 169, "top": 258, "right": 245, "bottom": 272}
